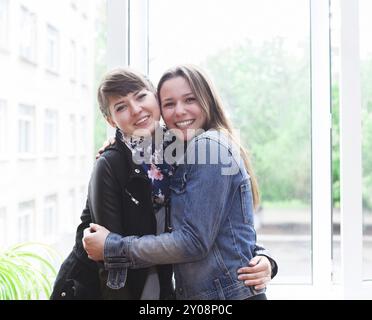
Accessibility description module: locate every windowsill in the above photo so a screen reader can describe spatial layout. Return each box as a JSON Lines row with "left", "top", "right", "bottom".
{"left": 17, "top": 154, "right": 37, "bottom": 161}
{"left": 43, "top": 153, "right": 58, "bottom": 159}
{"left": 46, "top": 68, "right": 60, "bottom": 77}
{"left": 19, "top": 56, "right": 37, "bottom": 67}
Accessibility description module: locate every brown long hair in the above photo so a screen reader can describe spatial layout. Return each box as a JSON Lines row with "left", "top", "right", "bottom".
{"left": 157, "top": 64, "right": 260, "bottom": 208}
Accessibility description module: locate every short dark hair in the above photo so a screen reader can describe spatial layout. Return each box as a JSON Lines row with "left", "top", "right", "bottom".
{"left": 97, "top": 68, "right": 155, "bottom": 119}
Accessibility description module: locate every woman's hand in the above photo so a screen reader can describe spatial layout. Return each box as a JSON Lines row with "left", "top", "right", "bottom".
{"left": 95, "top": 137, "right": 116, "bottom": 159}
{"left": 237, "top": 256, "right": 272, "bottom": 290}
{"left": 82, "top": 223, "right": 110, "bottom": 261}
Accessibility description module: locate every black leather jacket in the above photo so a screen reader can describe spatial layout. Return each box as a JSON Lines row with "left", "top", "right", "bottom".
{"left": 50, "top": 129, "right": 174, "bottom": 300}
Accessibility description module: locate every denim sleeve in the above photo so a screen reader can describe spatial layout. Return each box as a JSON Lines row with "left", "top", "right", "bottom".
{"left": 104, "top": 139, "right": 235, "bottom": 271}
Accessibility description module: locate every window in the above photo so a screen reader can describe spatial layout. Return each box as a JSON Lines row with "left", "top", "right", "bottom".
{"left": 0, "top": 100, "right": 6, "bottom": 154}
{"left": 43, "top": 195, "right": 57, "bottom": 237}
{"left": 0, "top": 207, "right": 6, "bottom": 246}
{"left": 117, "top": 0, "right": 372, "bottom": 298}
{"left": 68, "top": 189, "right": 77, "bottom": 226}
{"left": 147, "top": 0, "right": 312, "bottom": 284}
{"left": 80, "top": 115, "right": 87, "bottom": 154}
{"left": 18, "top": 201, "right": 34, "bottom": 242}
{"left": 0, "top": 0, "right": 9, "bottom": 50}
{"left": 70, "top": 40, "right": 77, "bottom": 82}
{"left": 18, "top": 104, "right": 35, "bottom": 154}
{"left": 46, "top": 24, "right": 60, "bottom": 73}
{"left": 44, "top": 109, "right": 58, "bottom": 154}
{"left": 19, "top": 6, "right": 37, "bottom": 63}
{"left": 68, "top": 114, "right": 77, "bottom": 155}
{"left": 80, "top": 46, "right": 88, "bottom": 87}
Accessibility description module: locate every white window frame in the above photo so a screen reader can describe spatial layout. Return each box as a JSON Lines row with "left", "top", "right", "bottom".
{"left": 46, "top": 24, "right": 60, "bottom": 74}
{"left": 43, "top": 195, "right": 58, "bottom": 238}
{"left": 70, "top": 40, "right": 77, "bottom": 83}
{"left": 44, "top": 109, "right": 58, "bottom": 155}
{"left": 18, "top": 200, "right": 34, "bottom": 242}
{"left": 19, "top": 5, "right": 37, "bottom": 64}
{"left": 107, "top": 0, "right": 371, "bottom": 299}
{"left": 0, "top": 0, "right": 9, "bottom": 50}
{"left": 18, "top": 104, "right": 35, "bottom": 155}
{"left": 339, "top": 0, "right": 367, "bottom": 298}
{"left": 68, "top": 114, "right": 77, "bottom": 156}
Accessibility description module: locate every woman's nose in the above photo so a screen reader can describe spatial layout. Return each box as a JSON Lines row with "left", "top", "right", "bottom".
{"left": 130, "top": 102, "right": 142, "bottom": 115}
{"left": 175, "top": 101, "right": 186, "bottom": 116}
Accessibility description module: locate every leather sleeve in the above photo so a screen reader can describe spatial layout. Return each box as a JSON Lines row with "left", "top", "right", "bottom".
{"left": 87, "top": 156, "right": 125, "bottom": 235}
{"left": 254, "top": 244, "right": 278, "bottom": 279}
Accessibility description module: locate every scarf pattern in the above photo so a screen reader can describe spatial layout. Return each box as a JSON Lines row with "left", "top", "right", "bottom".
{"left": 120, "top": 127, "right": 176, "bottom": 213}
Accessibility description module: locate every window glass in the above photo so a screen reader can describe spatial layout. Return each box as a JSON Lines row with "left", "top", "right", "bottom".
{"left": 149, "top": 0, "right": 312, "bottom": 283}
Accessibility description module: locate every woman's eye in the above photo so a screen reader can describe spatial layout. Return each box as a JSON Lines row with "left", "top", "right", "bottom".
{"left": 137, "top": 93, "right": 147, "bottom": 100}
{"left": 185, "top": 97, "right": 196, "bottom": 103}
{"left": 116, "top": 105, "right": 127, "bottom": 112}
{"left": 163, "top": 103, "right": 174, "bottom": 108}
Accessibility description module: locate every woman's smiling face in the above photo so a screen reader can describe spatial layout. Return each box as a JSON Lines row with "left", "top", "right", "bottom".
{"left": 107, "top": 89, "right": 161, "bottom": 137}
{"left": 160, "top": 76, "right": 207, "bottom": 141}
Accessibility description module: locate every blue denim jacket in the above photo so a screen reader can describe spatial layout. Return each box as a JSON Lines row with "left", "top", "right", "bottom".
{"left": 104, "top": 130, "right": 268, "bottom": 299}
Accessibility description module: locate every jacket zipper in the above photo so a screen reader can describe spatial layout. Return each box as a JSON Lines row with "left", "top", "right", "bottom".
{"left": 125, "top": 189, "right": 140, "bottom": 205}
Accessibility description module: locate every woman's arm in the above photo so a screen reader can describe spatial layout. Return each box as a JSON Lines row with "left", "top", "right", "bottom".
{"left": 85, "top": 138, "right": 243, "bottom": 267}
{"left": 88, "top": 155, "right": 125, "bottom": 234}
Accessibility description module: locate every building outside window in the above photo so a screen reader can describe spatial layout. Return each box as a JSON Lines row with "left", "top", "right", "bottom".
{"left": 46, "top": 24, "right": 60, "bottom": 73}
{"left": 19, "top": 5, "right": 37, "bottom": 63}
{"left": 44, "top": 109, "right": 58, "bottom": 154}
{"left": 18, "top": 104, "right": 35, "bottom": 154}
{"left": 0, "top": 0, "right": 98, "bottom": 270}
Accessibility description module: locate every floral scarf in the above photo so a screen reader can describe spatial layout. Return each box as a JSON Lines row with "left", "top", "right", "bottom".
{"left": 120, "top": 127, "right": 176, "bottom": 213}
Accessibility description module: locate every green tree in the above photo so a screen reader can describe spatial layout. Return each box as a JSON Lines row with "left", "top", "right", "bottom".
{"left": 204, "top": 39, "right": 311, "bottom": 205}
{"left": 361, "top": 58, "right": 372, "bottom": 210}
{"left": 332, "top": 58, "right": 372, "bottom": 211}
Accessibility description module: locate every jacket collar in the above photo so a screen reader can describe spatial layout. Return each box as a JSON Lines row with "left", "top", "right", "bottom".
{"left": 114, "top": 128, "right": 148, "bottom": 180}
